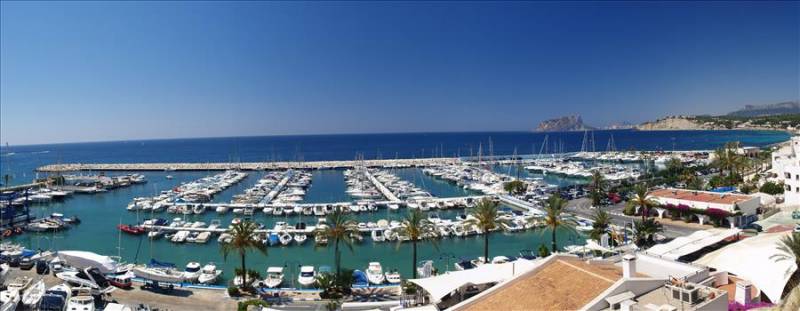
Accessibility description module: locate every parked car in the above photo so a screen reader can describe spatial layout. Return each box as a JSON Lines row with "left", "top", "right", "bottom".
{"left": 8, "top": 257, "right": 21, "bottom": 268}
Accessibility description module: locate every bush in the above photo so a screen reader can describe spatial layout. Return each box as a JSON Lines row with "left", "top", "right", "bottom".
{"left": 227, "top": 286, "right": 240, "bottom": 297}
{"left": 538, "top": 244, "right": 550, "bottom": 257}
{"left": 760, "top": 181, "right": 785, "bottom": 195}
{"left": 623, "top": 204, "right": 636, "bottom": 216}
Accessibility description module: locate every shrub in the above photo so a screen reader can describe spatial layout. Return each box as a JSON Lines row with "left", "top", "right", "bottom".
{"left": 538, "top": 244, "right": 551, "bottom": 257}
{"left": 623, "top": 204, "right": 636, "bottom": 216}
{"left": 227, "top": 286, "right": 240, "bottom": 297}
{"left": 760, "top": 181, "right": 785, "bottom": 195}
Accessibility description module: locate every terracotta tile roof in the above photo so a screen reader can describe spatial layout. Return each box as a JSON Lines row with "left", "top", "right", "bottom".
{"left": 649, "top": 188, "right": 754, "bottom": 205}
{"left": 457, "top": 258, "right": 624, "bottom": 311}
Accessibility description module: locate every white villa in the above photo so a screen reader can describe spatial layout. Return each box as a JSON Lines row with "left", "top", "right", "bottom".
{"left": 771, "top": 136, "right": 800, "bottom": 206}
{"left": 648, "top": 188, "right": 760, "bottom": 227}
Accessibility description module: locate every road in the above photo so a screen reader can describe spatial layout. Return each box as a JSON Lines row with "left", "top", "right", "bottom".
{"left": 564, "top": 198, "right": 699, "bottom": 238}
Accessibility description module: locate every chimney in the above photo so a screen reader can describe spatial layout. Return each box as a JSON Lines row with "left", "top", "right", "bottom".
{"left": 620, "top": 300, "right": 636, "bottom": 311}
{"left": 735, "top": 280, "right": 753, "bottom": 305}
{"left": 623, "top": 254, "right": 636, "bottom": 279}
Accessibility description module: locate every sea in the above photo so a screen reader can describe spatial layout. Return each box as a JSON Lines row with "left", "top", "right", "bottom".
{"left": 0, "top": 130, "right": 790, "bottom": 284}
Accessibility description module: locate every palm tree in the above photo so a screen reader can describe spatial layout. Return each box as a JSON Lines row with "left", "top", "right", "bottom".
{"left": 503, "top": 180, "right": 527, "bottom": 195}
{"left": 633, "top": 218, "right": 663, "bottom": 247}
{"left": 627, "top": 183, "right": 657, "bottom": 221}
{"left": 589, "top": 170, "right": 606, "bottom": 207}
{"left": 772, "top": 233, "right": 800, "bottom": 290}
{"left": 315, "top": 209, "right": 359, "bottom": 276}
{"left": 395, "top": 209, "right": 439, "bottom": 278}
{"left": 220, "top": 220, "right": 267, "bottom": 288}
{"left": 466, "top": 198, "right": 510, "bottom": 262}
{"left": 589, "top": 208, "right": 611, "bottom": 241}
{"left": 540, "top": 194, "right": 575, "bottom": 253}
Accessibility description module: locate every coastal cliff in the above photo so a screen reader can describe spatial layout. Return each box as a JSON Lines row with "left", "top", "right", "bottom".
{"left": 535, "top": 115, "right": 595, "bottom": 132}
{"left": 636, "top": 116, "right": 709, "bottom": 130}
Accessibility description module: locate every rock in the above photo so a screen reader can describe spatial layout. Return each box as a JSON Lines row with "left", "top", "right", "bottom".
{"left": 535, "top": 115, "right": 595, "bottom": 132}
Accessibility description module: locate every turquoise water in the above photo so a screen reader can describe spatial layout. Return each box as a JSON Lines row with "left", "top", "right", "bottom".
{"left": 7, "top": 169, "right": 581, "bottom": 284}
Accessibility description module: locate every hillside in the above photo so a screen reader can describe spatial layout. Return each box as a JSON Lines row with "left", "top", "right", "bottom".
{"left": 727, "top": 101, "right": 800, "bottom": 117}
{"left": 535, "top": 115, "right": 595, "bottom": 132}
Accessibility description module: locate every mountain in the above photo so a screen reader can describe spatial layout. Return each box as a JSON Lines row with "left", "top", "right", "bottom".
{"left": 535, "top": 115, "right": 595, "bottom": 132}
{"left": 727, "top": 101, "right": 800, "bottom": 117}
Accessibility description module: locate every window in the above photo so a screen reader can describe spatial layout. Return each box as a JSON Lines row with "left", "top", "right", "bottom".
{"left": 786, "top": 173, "right": 792, "bottom": 179}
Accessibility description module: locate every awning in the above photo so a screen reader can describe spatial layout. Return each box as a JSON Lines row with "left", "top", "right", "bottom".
{"left": 646, "top": 228, "right": 741, "bottom": 260}
{"left": 408, "top": 259, "right": 540, "bottom": 303}
{"left": 694, "top": 232, "right": 797, "bottom": 303}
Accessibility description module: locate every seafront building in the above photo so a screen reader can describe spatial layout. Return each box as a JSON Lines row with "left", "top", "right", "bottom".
{"left": 647, "top": 188, "right": 759, "bottom": 227}
{"left": 771, "top": 136, "right": 800, "bottom": 206}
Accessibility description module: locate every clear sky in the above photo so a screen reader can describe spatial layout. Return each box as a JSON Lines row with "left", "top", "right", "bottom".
{"left": 1, "top": 1, "right": 798, "bottom": 145}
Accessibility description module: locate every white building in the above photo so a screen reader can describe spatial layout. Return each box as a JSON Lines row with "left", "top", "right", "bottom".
{"left": 648, "top": 188, "right": 760, "bottom": 227}
{"left": 771, "top": 136, "right": 800, "bottom": 205}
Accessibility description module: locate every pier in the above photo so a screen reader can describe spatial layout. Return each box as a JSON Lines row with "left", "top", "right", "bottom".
{"left": 36, "top": 158, "right": 461, "bottom": 172}
{"left": 261, "top": 171, "right": 292, "bottom": 205}
{"left": 162, "top": 195, "right": 488, "bottom": 210}
{"left": 363, "top": 169, "right": 400, "bottom": 202}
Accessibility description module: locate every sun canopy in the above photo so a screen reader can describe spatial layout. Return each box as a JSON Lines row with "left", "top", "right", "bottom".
{"left": 646, "top": 228, "right": 740, "bottom": 260}
{"left": 57, "top": 250, "right": 120, "bottom": 274}
{"left": 408, "top": 259, "right": 540, "bottom": 303}
{"left": 694, "top": 232, "right": 797, "bottom": 303}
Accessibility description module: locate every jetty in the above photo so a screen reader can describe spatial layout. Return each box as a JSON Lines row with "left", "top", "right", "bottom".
{"left": 363, "top": 169, "right": 400, "bottom": 202}
{"left": 36, "top": 158, "right": 461, "bottom": 172}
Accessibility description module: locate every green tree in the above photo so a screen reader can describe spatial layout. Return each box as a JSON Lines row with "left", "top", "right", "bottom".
{"left": 539, "top": 194, "right": 575, "bottom": 253}
{"left": 589, "top": 170, "right": 606, "bottom": 207}
{"left": 220, "top": 221, "right": 268, "bottom": 289}
{"left": 315, "top": 209, "right": 359, "bottom": 276}
{"left": 503, "top": 180, "right": 527, "bottom": 195}
{"left": 395, "top": 209, "right": 439, "bottom": 278}
{"left": 760, "top": 181, "right": 785, "bottom": 195}
{"left": 633, "top": 218, "right": 663, "bottom": 247}
{"left": 466, "top": 198, "right": 510, "bottom": 262}
{"left": 538, "top": 244, "right": 551, "bottom": 257}
{"left": 589, "top": 208, "right": 611, "bottom": 241}
{"left": 627, "top": 183, "right": 658, "bottom": 221}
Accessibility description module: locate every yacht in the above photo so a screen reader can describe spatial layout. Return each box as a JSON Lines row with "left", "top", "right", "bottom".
{"left": 454, "top": 258, "right": 476, "bottom": 271}
{"left": 264, "top": 267, "right": 284, "bottom": 288}
{"left": 182, "top": 262, "right": 202, "bottom": 282}
{"left": 297, "top": 266, "right": 316, "bottom": 287}
{"left": 55, "top": 267, "right": 114, "bottom": 294}
{"left": 37, "top": 284, "right": 71, "bottom": 311}
{"left": 385, "top": 270, "right": 401, "bottom": 284}
{"left": 365, "top": 262, "right": 385, "bottom": 285}
{"left": 198, "top": 263, "right": 222, "bottom": 285}
{"left": 132, "top": 262, "right": 185, "bottom": 284}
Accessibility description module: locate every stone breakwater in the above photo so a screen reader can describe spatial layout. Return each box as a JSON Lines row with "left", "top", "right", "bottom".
{"left": 37, "top": 157, "right": 462, "bottom": 172}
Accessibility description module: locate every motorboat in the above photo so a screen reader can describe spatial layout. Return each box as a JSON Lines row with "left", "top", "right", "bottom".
{"left": 454, "top": 258, "right": 476, "bottom": 271}
{"left": 365, "top": 262, "right": 385, "bottom": 285}
{"left": 216, "top": 206, "right": 228, "bottom": 213}
{"left": 267, "top": 233, "right": 280, "bottom": 246}
{"left": 37, "top": 284, "right": 71, "bottom": 311}
{"left": 21, "top": 279, "right": 45, "bottom": 308}
{"left": 371, "top": 230, "right": 385, "bottom": 242}
{"left": 182, "top": 262, "right": 202, "bottom": 282}
{"left": 198, "top": 263, "right": 222, "bottom": 285}
{"left": 385, "top": 270, "right": 401, "bottom": 284}
{"left": 315, "top": 234, "right": 328, "bottom": 246}
{"left": 117, "top": 224, "right": 146, "bottom": 235}
{"left": 171, "top": 230, "right": 190, "bottom": 243}
{"left": 279, "top": 232, "right": 293, "bottom": 246}
{"left": 55, "top": 267, "right": 114, "bottom": 294}
{"left": 0, "top": 289, "right": 20, "bottom": 311}
{"left": 264, "top": 267, "right": 284, "bottom": 288}
{"left": 416, "top": 260, "right": 434, "bottom": 279}
{"left": 293, "top": 233, "right": 308, "bottom": 245}
{"left": 66, "top": 295, "right": 94, "bottom": 311}
{"left": 192, "top": 204, "right": 206, "bottom": 214}
{"left": 491, "top": 256, "right": 511, "bottom": 264}
{"left": 297, "top": 266, "right": 316, "bottom": 287}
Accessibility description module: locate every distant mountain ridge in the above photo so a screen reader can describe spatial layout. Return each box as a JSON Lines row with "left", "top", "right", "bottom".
{"left": 535, "top": 115, "right": 596, "bottom": 132}
{"left": 727, "top": 101, "right": 800, "bottom": 117}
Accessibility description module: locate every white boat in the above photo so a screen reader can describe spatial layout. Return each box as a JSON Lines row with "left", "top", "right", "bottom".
{"left": 182, "top": 262, "right": 202, "bottom": 282}
{"left": 293, "top": 233, "right": 308, "bottom": 245}
{"left": 366, "top": 262, "right": 385, "bottom": 285}
{"left": 388, "top": 204, "right": 400, "bottom": 211}
{"left": 279, "top": 232, "right": 293, "bottom": 246}
{"left": 66, "top": 295, "right": 94, "bottom": 311}
{"left": 297, "top": 266, "right": 316, "bottom": 287}
{"left": 216, "top": 206, "right": 228, "bottom": 213}
{"left": 0, "top": 289, "right": 19, "bottom": 311}
{"left": 371, "top": 230, "right": 385, "bottom": 242}
{"left": 39, "top": 284, "right": 71, "bottom": 311}
{"left": 55, "top": 267, "right": 115, "bottom": 294}
{"left": 264, "top": 267, "right": 284, "bottom": 288}
{"left": 171, "top": 230, "right": 190, "bottom": 243}
{"left": 192, "top": 205, "right": 206, "bottom": 214}
{"left": 198, "top": 263, "right": 222, "bottom": 285}
{"left": 21, "top": 280, "right": 45, "bottom": 308}
{"left": 385, "top": 270, "right": 401, "bottom": 284}
{"left": 132, "top": 266, "right": 186, "bottom": 283}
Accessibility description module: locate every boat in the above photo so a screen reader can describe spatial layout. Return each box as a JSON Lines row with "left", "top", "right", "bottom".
{"left": 182, "top": 262, "right": 202, "bottom": 282}
{"left": 0, "top": 289, "right": 20, "bottom": 311}
{"left": 66, "top": 295, "right": 94, "bottom": 311}
{"left": 365, "top": 262, "right": 385, "bottom": 285}
{"left": 278, "top": 232, "right": 293, "bottom": 246}
{"left": 293, "top": 233, "right": 307, "bottom": 245}
{"left": 192, "top": 204, "right": 206, "bottom": 214}
{"left": 315, "top": 234, "right": 328, "bottom": 246}
{"left": 297, "top": 266, "right": 316, "bottom": 287}
{"left": 6, "top": 276, "right": 32, "bottom": 292}
{"left": 198, "top": 263, "right": 222, "bottom": 285}
{"left": 132, "top": 260, "right": 186, "bottom": 283}
{"left": 388, "top": 204, "right": 400, "bottom": 211}
{"left": 55, "top": 267, "right": 114, "bottom": 294}
{"left": 58, "top": 250, "right": 132, "bottom": 275}
{"left": 454, "top": 258, "right": 476, "bottom": 271}
{"left": 385, "top": 270, "right": 401, "bottom": 284}
{"left": 371, "top": 230, "right": 385, "bottom": 242}
{"left": 216, "top": 206, "right": 228, "bottom": 213}
{"left": 117, "top": 224, "right": 146, "bottom": 235}
{"left": 21, "top": 280, "right": 45, "bottom": 308}
{"left": 267, "top": 233, "right": 280, "bottom": 246}
{"left": 37, "top": 284, "right": 71, "bottom": 311}
{"left": 264, "top": 267, "right": 284, "bottom": 288}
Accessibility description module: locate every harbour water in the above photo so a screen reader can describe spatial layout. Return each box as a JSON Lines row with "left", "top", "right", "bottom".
{"left": 0, "top": 130, "right": 791, "bottom": 284}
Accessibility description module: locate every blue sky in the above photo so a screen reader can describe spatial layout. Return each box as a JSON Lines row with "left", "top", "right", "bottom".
{"left": 1, "top": 1, "right": 798, "bottom": 145}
